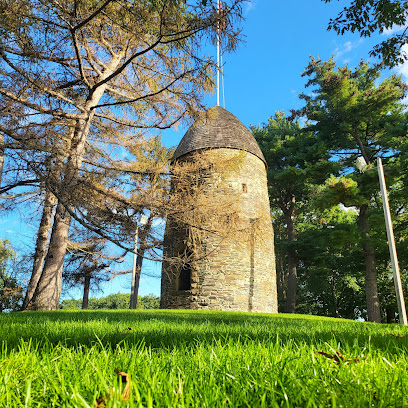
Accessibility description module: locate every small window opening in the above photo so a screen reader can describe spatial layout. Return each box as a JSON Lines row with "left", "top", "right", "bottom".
{"left": 178, "top": 263, "right": 191, "bottom": 291}
{"left": 242, "top": 183, "right": 248, "bottom": 193}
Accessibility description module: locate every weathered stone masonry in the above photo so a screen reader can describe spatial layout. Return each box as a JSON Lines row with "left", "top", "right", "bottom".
{"left": 160, "top": 106, "right": 277, "bottom": 313}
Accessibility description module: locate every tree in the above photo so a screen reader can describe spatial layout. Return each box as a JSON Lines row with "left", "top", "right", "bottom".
{"left": 21, "top": 190, "right": 56, "bottom": 310}
{"left": 123, "top": 135, "right": 171, "bottom": 308}
{"left": 299, "top": 58, "right": 407, "bottom": 322}
{"left": 0, "top": 0, "right": 245, "bottom": 310}
{"left": 323, "top": 0, "right": 408, "bottom": 65}
{"left": 63, "top": 231, "right": 119, "bottom": 309}
{"left": 296, "top": 205, "right": 366, "bottom": 319}
{"left": 252, "top": 113, "right": 337, "bottom": 313}
{"left": 0, "top": 239, "right": 21, "bottom": 312}
{"left": 59, "top": 292, "right": 160, "bottom": 309}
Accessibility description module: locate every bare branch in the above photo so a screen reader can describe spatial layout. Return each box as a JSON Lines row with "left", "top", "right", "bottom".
{"left": 94, "top": 69, "right": 195, "bottom": 109}
{"left": 0, "top": 189, "right": 41, "bottom": 199}
{"left": 72, "top": 0, "right": 116, "bottom": 32}
{"left": 92, "top": 37, "right": 163, "bottom": 91}
{"left": 70, "top": 30, "right": 90, "bottom": 87}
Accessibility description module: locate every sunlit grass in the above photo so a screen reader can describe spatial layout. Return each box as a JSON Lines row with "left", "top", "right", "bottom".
{"left": 1, "top": 310, "right": 408, "bottom": 407}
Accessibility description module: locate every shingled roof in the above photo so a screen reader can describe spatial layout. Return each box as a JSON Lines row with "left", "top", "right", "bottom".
{"left": 172, "top": 105, "right": 266, "bottom": 166}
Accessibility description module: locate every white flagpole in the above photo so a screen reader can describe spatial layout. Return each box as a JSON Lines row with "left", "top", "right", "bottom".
{"left": 221, "top": 48, "right": 225, "bottom": 108}
{"left": 216, "top": 0, "right": 220, "bottom": 106}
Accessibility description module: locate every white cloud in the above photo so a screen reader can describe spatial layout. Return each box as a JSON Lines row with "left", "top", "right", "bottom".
{"left": 382, "top": 24, "right": 407, "bottom": 36}
{"left": 244, "top": 0, "right": 257, "bottom": 15}
{"left": 334, "top": 40, "right": 363, "bottom": 59}
{"left": 394, "top": 44, "right": 408, "bottom": 81}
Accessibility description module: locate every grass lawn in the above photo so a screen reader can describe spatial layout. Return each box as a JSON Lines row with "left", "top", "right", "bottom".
{"left": 1, "top": 310, "right": 408, "bottom": 407}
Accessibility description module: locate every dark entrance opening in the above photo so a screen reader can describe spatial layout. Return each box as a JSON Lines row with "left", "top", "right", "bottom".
{"left": 178, "top": 251, "right": 192, "bottom": 291}
{"left": 178, "top": 263, "right": 191, "bottom": 291}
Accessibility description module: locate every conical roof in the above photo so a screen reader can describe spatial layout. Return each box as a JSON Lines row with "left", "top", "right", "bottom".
{"left": 172, "top": 105, "right": 266, "bottom": 165}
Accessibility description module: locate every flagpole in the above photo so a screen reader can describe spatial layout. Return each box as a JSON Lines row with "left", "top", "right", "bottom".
{"left": 217, "top": 0, "right": 220, "bottom": 106}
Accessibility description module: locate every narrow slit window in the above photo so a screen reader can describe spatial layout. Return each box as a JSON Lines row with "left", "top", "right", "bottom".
{"left": 242, "top": 183, "right": 248, "bottom": 193}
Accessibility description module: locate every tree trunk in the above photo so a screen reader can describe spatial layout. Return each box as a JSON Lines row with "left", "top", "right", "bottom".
{"left": 82, "top": 272, "right": 91, "bottom": 310}
{"left": 29, "top": 55, "right": 124, "bottom": 310}
{"left": 131, "top": 253, "right": 143, "bottom": 309}
{"left": 29, "top": 55, "right": 125, "bottom": 311}
{"left": 130, "top": 214, "right": 153, "bottom": 309}
{"left": 284, "top": 212, "right": 297, "bottom": 313}
{"left": 386, "top": 305, "right": 396, "bottom": 323}
{"left": 0, "top": 134, "right": 4, "bottom": 185}
{"left": 330, "top": 273, "right": 339, "bottom": 318}
{"left": 276, "top": 251, "right": 286, "bottom": 308}
{"left": 29, "top": 203, "right": 71, "bottom": 310}
{"left": 359, "top": 204, "right": 382, "bottom": 323}
{"left": 22, "top": 190, "right": 56, "bottom": 310}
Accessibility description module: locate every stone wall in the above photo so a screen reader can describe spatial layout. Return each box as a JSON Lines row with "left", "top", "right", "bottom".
{"left": 161, "top": 148, "right": 277, "bottom": 313}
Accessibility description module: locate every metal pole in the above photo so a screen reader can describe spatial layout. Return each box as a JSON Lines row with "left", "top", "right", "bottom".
{"left": 377, "top": 157, "right": 408, "bottom": 325}
{"left": 130, "top": 226, "right": 139, "bottom": 309}
{"left": 216, "top": 0, "right": 220, "bottom": 106}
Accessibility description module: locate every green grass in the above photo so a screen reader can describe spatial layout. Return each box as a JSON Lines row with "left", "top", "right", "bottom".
{"left": 1, "top": 310, "right": 408, "bottom": 407}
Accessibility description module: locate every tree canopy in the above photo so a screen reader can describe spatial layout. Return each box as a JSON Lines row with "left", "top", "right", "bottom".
{"left": 255, "top": 57, "right": 408, "bottom": 322}
{"left": 0, "top": 0, "right": 246, "bottom": 310}
{"left": 323, "top": 0, "right": 408, "bottom": 65}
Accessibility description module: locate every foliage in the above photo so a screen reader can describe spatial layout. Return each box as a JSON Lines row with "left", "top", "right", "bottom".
{"left": 296, "top": 205, "right": 366, "bottom": 320}
{"left": 323, "top": 0, "right": 408, "bottom": 65}
{"left": 60, "top": 293, "right": 160, "bottom": 310}
{"left": 0, "top": 0, "right": 246, "bottom": 310}
{"left": 298, "top": 57, "right": 408, "bottom": 322}
{"left": 0, "top": 0, "right": 245, "bottom": 244}
{"left": 0, "top": 239, "right": 21, "bottom": 312}
{"left": 63, "top": 229, "right": 121, "bottom": 309}
{"left": 253, "top": 112, "right": 338, "bottom": 209}
{"left": 1, "top": 310, "right": 408, "bottom": 406}
{"left": 300, "top": 58, "right": 407, "bottom": 167}
{"left": 253, "top": 112, "right": 338, "bottom": 312}
{"left": 255, "top": 58, "right": 408, "bottom": 321}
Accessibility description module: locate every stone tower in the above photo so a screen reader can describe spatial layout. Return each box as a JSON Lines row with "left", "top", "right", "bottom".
{"left": 160, "top": 105, "right": 277, "bottom": 313}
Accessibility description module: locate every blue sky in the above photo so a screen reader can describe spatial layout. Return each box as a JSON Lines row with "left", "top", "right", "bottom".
{"left": 212, "top": 0, "right": 404, "bottom": 127}
{"left": 2, "top": 0, "right": 407, "bottom": 301}
{"left": 165, "top": 0, "right": 408, "bottom": 144}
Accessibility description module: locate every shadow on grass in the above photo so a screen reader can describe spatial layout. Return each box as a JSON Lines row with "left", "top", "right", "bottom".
{"left": 1, "top": 309, "right": 408, "bottom": 354}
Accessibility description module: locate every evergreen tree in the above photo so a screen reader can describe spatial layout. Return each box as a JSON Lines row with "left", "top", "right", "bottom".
{"left": 253, "top": 113, "right": 337, "bottom": 313}
{"left": 299, "top": 58, "right": 407, "bottom": 322}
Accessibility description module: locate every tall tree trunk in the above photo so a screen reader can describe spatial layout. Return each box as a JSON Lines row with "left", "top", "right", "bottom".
{"left": 284, "top": 212, "right": 297, "bottom": 313}
{"left": 130, "top": 214, "right": 153, "bottom": 309}
{"left": 22, "top": 190, "right": 56, "bottom": 310}
{"left": 29, "top": 55, "right": 124, "bottom": 310}
{"left": 330, "top": 272, "right": 339, "bottom": 318}
{"left": 0, "top": 134, "right": 4, "bottom": 185}
{"left": 359, "top": 204, "right": 382, "bottom": 323}
{"left": 82, "top": 272, "right": 91, "bottom": 310}
{"left": 132, "top": 252, "right": 144, "bottom": 309}
{"left": 273, "top": 220, "right": 286, "bottom": 308}
{"left": 29, "top": 202, "right": 71, "bottom": 310}
{"left": 276, "top": 251, "right": 286, "bottom": 308}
